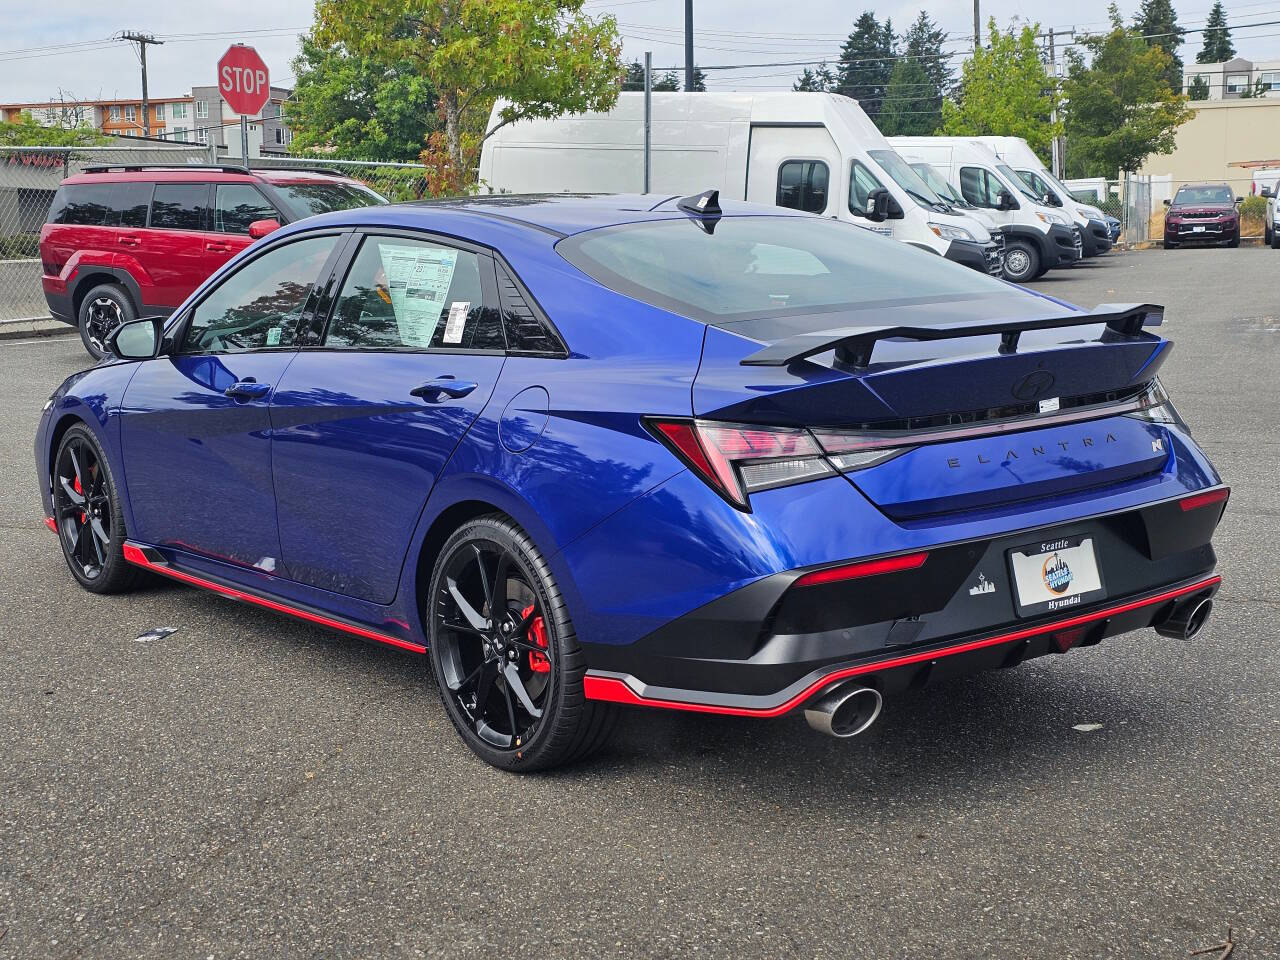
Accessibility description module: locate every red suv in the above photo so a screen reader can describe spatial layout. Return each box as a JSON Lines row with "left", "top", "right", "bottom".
{"left": 40, "top": 164, "right": 388, "bottom": 357}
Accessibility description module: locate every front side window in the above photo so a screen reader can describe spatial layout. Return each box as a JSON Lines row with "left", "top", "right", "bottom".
{"left": 867, "top": 150, "right": 947, "bottom": 210}
{"left": 325, "top": 236, "right": 502, "bottom": 351}
{"left": 182, "top": 235, "right": 338, "bottom": 354}
{"left": 1018, "top": 169, "right": 1056, "bottom": 201}
{"left": 150, "top": 183, "right": 209, "bottom": 232}
{"left": 848, "top": 161, "right": 886, "bottom": 217}
{"left": 960, "top": 166, "right": 1002, "bottom": 207}
{"left": 910, "top": 163, "right": 965, "bottom": 205}
{"left": 776, "top": 160, "right": 829, "bottom": 213}
{"left": 214, "top": 184, "right": 277, "bottom": 234}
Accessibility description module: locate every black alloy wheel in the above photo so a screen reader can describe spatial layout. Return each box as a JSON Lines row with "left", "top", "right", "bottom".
{"left": 427, "top": 516, "right": 616, "bottom": 771}
{"left": 52, "top": 425, "right": 141, "bottom": 594}
{"left": 77, "top": 283, "right": 135, "bottom": 360}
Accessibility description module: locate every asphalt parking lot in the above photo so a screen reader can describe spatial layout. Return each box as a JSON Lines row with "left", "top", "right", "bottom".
{"left": 2, "top": 248, "right": 1277, "bottom": 959}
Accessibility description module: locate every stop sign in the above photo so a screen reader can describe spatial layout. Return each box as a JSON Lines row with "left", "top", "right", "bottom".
{"left": 217, "top": 44, "right": 270, "bottom": 116}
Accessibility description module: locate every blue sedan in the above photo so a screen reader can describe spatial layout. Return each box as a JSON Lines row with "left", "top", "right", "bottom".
{"left": 35, "top": 192, "right": 1227, "bottom": 769}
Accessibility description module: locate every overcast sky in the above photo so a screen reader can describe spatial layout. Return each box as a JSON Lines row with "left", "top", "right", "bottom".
{"left": 3, "top": 0, "right": 1278, "bottom": 104}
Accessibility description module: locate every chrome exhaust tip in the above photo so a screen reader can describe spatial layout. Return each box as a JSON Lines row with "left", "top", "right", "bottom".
{"left": 1154, "top": 596, "right": 1214, "bottom": 641}
{"left": 804, "top": 684, "right": 883, "bottom": 738}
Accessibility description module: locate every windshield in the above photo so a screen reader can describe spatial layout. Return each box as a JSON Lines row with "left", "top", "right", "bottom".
{"left": 910, "top": 162, "right": 966, "bottom": 205}
{"left": 997, "top": 163, "right": 1041, "bottom": 202}
{"left": 558, "top": 215, "right": 1010, "bottom": 326}
{"left": 867, "top": 150, "right": 949, "bottom": 211}
{"left": 271, "top": 181, "right": 388, "bottom": 219}
{"left": 1173, "top": 185, "right": 1234, "bottom": 205}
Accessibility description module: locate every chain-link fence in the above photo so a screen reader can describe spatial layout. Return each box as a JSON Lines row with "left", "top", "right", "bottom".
{"left": 251, "top": 156, "right": 432, "bottom": 202}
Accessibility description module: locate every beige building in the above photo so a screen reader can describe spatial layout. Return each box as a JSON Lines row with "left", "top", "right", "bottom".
{"left": 1138, "top": 98, "right": 1280, "bottom": 193}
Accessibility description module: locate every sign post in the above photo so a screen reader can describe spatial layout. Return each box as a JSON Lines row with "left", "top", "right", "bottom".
{"left": 216, "top": 44, "right": 271, "bottom": 169}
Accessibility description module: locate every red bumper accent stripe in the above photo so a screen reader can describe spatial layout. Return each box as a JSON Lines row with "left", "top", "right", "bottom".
{"left": 793, "top": 550, "right": 929, "bottom": 587}
{"left": 583, "top": 575, "right": 1223, "bottom": 717}
{"left": 1179, "top": 486, "right": 1230, "bottom": 512}
{"left": 44, "top": 516, "right": 57, "bottom": 532}
{"left": 122, "top": 542, "right": 427, "bottom": 654}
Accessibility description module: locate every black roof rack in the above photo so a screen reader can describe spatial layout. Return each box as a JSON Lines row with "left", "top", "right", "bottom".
{"left": 81, "top": 164, "right": 252, "bottom": 175}
{"left": 740, "top": 303, "right": 1165, "bottom": 369}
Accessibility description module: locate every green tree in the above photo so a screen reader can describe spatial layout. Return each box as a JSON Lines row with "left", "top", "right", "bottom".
{"left": 837, "top": 12, "right": 895, "bottom": 119}
{"left": 878, "top": 57, "right": 937, "bottom": 135}
{"left": 286, "top": 32, "right": 437, "bottom": 162}
{"left": 1187, "top": 73, "right": 1210, "bottom": 99}
{"left": 316, "top": 0, "right": 623, "bottom": 194}
{"left": 687, "top": 66, "right": 707, "bottom": 92}
{"left": 0, "top": 112, "right": 107, "bottom": 147}
{"left": 621, "top": 61, "right": 702, "bottom": 92}
{"left": 941, "top": 19, "right": 1061, "bottom": 158}
{"left": 901, "top": 11, "right": 953, "bottom": 101}
{"left": 1062, "top": 5, "right": 1192, "bottom": 176}
{"left": 1197, "top": 1, "right": 1234, "bottom": 63}
{"left": 793, "top": 62, "right": 836, "bottom": 92}
{"left": 1238, "top": 76, "right": 1269, "bottom": 97}
{"left": 1133, "top": 0, "right": 1185, "bottom": 92}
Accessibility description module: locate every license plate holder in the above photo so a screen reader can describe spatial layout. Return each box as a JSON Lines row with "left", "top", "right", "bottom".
{"left": 1007, "top": 535, "right": 1106, "bottom": 617}
{"left": 1192, "top": 226, "right": 1206, "bottom": 233}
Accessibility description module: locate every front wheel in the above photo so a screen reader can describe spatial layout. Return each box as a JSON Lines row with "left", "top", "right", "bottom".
{"left": 1001, "top": 240, "right": 1040, "bottom": 283}
{"left": 1227, "top": 235, "right": 1240, "bottom": 248}
{"left": 426, "top": 515, "right": 617, "bottom": 771}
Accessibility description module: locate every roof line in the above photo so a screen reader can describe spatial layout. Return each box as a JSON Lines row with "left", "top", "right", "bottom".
{"left": 411, "top": 202, "right": 567, "bottom": 239}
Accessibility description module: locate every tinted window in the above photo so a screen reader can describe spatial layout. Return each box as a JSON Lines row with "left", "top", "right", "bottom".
{"left": 150, "top": 183, "right": 208, "bottom": 231}
{"left": 113, "top": 182, "right": 151, "bottom": 228}
{"left": 271, "top": 182, "right": 387, "bottom": 219}
{"left": 48, "top": 184, "right": 113, "bottom": 226}
{"left": 326, "top": 236, "right": 501, "bottom": 351}
{"left": 498, "top": 265, "right": 564, "bottom": 355}
{"left": 848, "top": 161, "right": 885, "bottom": 216}
{"left": 181, "top": 235, "right": 338, "bottom": 354}
{"left": 559, "top": 216, "right": 1007, "bottom": 326}
{"left": 776, "top": 160, "right": 829, "bottom": 213}
{"left": 214, "top": 184, "right": 277, "bottom": 234}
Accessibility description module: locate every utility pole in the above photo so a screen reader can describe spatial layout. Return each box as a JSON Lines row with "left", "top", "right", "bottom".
{"left": 119, "top": 31, "right": 164, "bottom": 138}
{"left": 1048, "top": 28, "right": 1061, "bottom": 178}
{"left": 684, "top": 0, "right": 694, "bottom": 91}
{"left": 973, "top": 0, "right": 981, "bottom": 50}
{"left": 644, "top": 52, "right": 652, "bottom": 192}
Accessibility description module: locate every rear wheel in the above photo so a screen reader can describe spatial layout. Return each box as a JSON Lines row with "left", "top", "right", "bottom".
{"left": 1272, "top": 226, "right": 1280, "bottom": 249}
{"left": 426, "top": 515, "right": 616, "bottom": 771}
{"left": 1001, "top": 240, "right": 1040, "bottom": 283}
{"left": 77, "top": 283, "right": 135, "bottom": 360}
{"left": 52, "top": 424, "right": 142, "bottom": 593}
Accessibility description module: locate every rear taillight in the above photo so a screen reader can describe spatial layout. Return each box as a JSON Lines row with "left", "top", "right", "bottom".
{"left": 808, "top": 428, "right": 912, "bottom": 472}
{"left": 648, "top": 419, "right": 833, "bottom": 508}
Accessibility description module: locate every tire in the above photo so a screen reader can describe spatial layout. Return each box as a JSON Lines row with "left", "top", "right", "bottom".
{"left": 426, "top": 514, "right": 617, "bottom": 771}
{"left": 51, "top": 423, "right": 144, "bottom": 594}
{"left": 1227, "top": 235, "right": 1240, "bottom": 248}
{"left": 77, "top": 283, "right": 135, "bottom": 360}
{"left": 1001, "top": 240, "right": 1040, "bottom": 283}
{"left": 1267, "top": 224, "right": 1273, "bottom": 246}
{"left": 1272, "top": 227, "right": 1280, "bottom": 250}
{"left": 1163, "top": 238, "right": 1177, "bottom": 250}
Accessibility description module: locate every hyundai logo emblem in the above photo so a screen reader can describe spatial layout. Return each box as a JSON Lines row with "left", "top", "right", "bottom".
{"left": 1012, "top": 370, "right": 1056, "bottom": 401}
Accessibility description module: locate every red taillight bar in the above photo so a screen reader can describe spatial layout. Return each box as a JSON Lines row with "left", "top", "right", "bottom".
{"left": 793, "top": 551, "right": 929, "bottom": 587}
{"left": 1179, "top": 487, "right": 1230, "bottom": 512}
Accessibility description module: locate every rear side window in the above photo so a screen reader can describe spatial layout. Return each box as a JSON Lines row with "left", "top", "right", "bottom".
{"left": 48, "top": 184, "right": 114, "bottom": 226}
{"left": 777, "top": 160, "right": 829, "bottom": 213}
{"left": 214, "top": 184, "right": 277, "bottom": 234}
{"left": 113, "top": 182, "right": 151, "bottom": 228}
{"left": 497, "top": 265, "right": 565, "bottom": 355}
{"left": 150, "top": 183, "right": 209, "bottom": 231}
{"left": 325, "top": 235, "right": 502, "bottom": 351}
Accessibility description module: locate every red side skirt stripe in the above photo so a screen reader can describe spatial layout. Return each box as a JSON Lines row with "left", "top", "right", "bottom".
{"left": 583, "top": 576, "right": 1223, "bottom": 718}
{"left": 121, "top": 542, "right": 427, "bottom": 654}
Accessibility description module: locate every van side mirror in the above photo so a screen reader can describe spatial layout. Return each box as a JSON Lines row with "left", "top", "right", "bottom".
{"left": 248, "top": 218, "right": 281, "bottom": 239}
{"left": 1262, "top": 187, "right": 1273, "bottom": 198}
{"left": 865, "top": 188, "right": 891, "bottom": 222}
{"left": 1163, "top": 199, "right": 1171, "bottom": 207}
{"left": 1235, "top": 196, "right": 1244, "bottom": 204}
{"left": 996, "top": 189, "right": 1017, "bottom": 211}
{"left": 107, "top": 316, "right": 166, "bottom": 361}
{"left": 1043, "top": 192, "right": 1062, "bottom": 207}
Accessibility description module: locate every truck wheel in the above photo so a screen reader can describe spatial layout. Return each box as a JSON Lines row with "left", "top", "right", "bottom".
{"left": 1001, "top": 241, "right": 1040, "bottom": 283}
{"left": 77, "top": 283, "right": 136, "bottom": 360}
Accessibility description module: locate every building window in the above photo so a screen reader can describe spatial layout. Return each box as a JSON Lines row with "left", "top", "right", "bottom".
{"left": 1259, "top": 71, "right": 1280, "bottom": 91}
{"left": 155, "top": 103, "right": 165, "bottom": 121}
{"left": 125, "top": 105, "right": 136, "bottom": 121}
{"left": 172, "top": 102, "right": 187, "bottom": 119}
{"left": 195, "top": 100, "right": 208, "bottom": 119}
{"left": 172, "top": 129, "right": 187, "bottom": 142}
{"left": 1226, "top": 74, "right": 1250, "bottom": 94}
{"left": 196, "top": 127, "right": 208, "bottom": 144}
{"left": 109, "top": 105, "right": 120, "bottom": 120}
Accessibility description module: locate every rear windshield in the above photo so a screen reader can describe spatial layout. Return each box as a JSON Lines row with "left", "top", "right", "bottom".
{"left": 1173, "top": 185, "right": 1233, "bottom": 205}
{"left": 558, "top": 215, "right": 1010, "bottom": 325}
{"left": 271, "top": 181, "right": 388, "bottom": 219}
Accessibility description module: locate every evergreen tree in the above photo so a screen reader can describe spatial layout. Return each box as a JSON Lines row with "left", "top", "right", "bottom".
{"left": 902, "top": 11, "right": 952, "bottom": 100}
{"left": 1197, "top": 1, "right": 1234, "bottom": 63}
{"left": 793, "top": 62, "right": 837, "bottom": 92}
{"left": 688, "top": 66, "right": 708, "bottom": 92}
{"left": 878, "top": 57, "right": 937, "bottom": 135}
{"left": 837, "top": 12, "right": 895, "bottom": 119}
{"left": 1133, "top": 0, "right": 1185, "bottom": 92}
{"left": 895, "top": 10, "right": 951, "bottom": 131}
{"left": 621, "top": 61, "right": 682, "bottom": 92}
{"left": 1187, "top": 74, "right": 1210, "bottom": 98}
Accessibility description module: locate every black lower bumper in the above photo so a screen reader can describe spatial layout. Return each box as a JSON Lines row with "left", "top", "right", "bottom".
{"left": 1045, "top": 222, "right": 1083, "bottom": 267}
{"left": 1082, "top": 219, "right": 1113, "bottom": 256}
{"left": 582, "top": 490, "right": 1227, "bottom": 714}
{"left": 945, "top": 238, "right": 1003, "bottom": 276}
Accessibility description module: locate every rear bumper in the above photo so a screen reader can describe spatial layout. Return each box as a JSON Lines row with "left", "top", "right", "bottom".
{"left": 42, "top": 275, "right": 74, "bottom": 325}
{"left": 581, "top": 488, "right": 1227, "bottom": 715}
{"left": 944, "top": 238, "right": 1003, "bottom": 276}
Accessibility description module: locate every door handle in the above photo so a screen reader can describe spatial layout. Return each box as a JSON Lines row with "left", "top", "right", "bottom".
{"left": 410, "top": 377, "right": 478, "bottom": 402}
{"left": 224, "top": 380, "right": 272, "bottom": 400}
{"left": 206, "top": 242, "right": 232, "bottom": 253}
{"left": 117, "top": 236, "right": 140, "bottom": 247}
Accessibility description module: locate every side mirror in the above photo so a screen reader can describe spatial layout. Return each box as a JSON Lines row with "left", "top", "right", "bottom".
{"left": 1262, "top": 188, "right": 1273, "bottom": 198}
{"left": 107, "top": 316, "right": 166, "bottom": 361}
{"left": 248, "top": 218, "right": 281, "bottom": 239}
{"left": 1235, "top": 196, "right": 1244, "bottom": 204}
{"left": 996, "top": 189, "right": 1017, "bottom": 211}
{"left": 865, "top": 188, "right": 891, "bottom": 222}
{"left": 1043, "top": 192, "right": 1062, "bottom": 207}
{"left": 1163, "top": 199, "right": 1171, "bottom": 207}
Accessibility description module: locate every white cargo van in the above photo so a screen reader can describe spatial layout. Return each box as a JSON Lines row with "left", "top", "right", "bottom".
{"left": 889, "top": 136, "right": 1082, "bottom": 282}
{"left": 479, "top": 92, "right": 1003, "bottom": 277}
{"left": 973, "top": 135, "right": 1113, "bottom": 256}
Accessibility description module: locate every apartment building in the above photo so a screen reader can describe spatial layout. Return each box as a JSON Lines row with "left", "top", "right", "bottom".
{"left": 186, "top": 85, "right": 293, "bottom": 157}
{"left": 1184, "top": 57, "right": 1280, "bottom": 99}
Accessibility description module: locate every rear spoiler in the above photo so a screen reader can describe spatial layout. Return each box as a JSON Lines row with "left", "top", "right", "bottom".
{"left": 740, "top": 302, "right": 1164, "bottom": 369}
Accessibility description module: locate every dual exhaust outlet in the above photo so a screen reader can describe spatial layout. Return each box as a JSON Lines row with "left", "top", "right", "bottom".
{"left": 804, "top": 592, "right": 1215, "bottom": 738}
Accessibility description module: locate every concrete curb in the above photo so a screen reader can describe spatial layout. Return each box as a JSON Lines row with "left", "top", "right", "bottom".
{"left": 0, "top": 317, "right": 74, "bottom": 341}
{"left": 1122, "top": 236, "right": 1266, "bottom": 251}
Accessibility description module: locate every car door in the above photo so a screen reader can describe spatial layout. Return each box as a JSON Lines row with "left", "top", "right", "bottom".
{"left": 137, "top": 181, "right": 214, "bottom": 309}
{"left": 208, "top": 182, "right": 282, "bottom": 266}
{"left": 269, "top": 231, "right": 507, "bottom": 603}
{"left": 119, "top": 232, "right": 345, "bottom": 571}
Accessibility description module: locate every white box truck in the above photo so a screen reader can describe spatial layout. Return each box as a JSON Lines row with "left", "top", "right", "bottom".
{"left": 972, "top": 135, "right": 1114, "bottom": 256}
{"left": 479, "top": 92, "right": 1004, "bottom": 277}
{"left": 888, "top": 137, "right": 1082, "bottom": 282}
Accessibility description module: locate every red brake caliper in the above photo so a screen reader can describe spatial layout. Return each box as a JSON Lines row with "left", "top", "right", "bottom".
{"left": 521, "top": 603, "right": 550, "bottom": 673}
{"left": 73, "top": 474, "right": 85, "bottom": 524}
